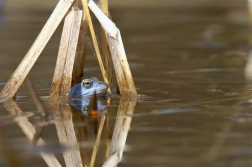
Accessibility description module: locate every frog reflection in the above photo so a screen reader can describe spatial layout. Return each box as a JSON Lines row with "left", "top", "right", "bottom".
{"left": 70, "top": 97, "right": 107, "bottom": 114}
{"left": 69, "top": 77, "right": 108, "bottom": 98}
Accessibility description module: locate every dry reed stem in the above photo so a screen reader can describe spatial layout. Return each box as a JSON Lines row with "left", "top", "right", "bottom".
{"left": 61, "top": 8, "right": 83, "bottom": 98}
{"left": 247, "top": 1, "right": 252, "bottom": 48}
{"left": 50, "top": 9, "right": 75, "bottom": 99}
{"left": 72, "top": 28, "right": 85, "bottom": 85}
{"left": 101, "top": 153, "right": 120, "bottom": 167}
{"left": 88, "top": 1, "right": 137, "bottom": 96}
{"left": 111, "top": 32, "right": 137, "bottom": 95}
{"left": 245, "top": 1, "right": 252, "bottom": 79}
{"left": 248, "top": 0, "right": 252, "bottom": 25}
{"left": 0, "top": 0, "right": 74, "bottom": 100}
{"left": 88, "top": 1, "right": 117, "bottom": 38}
{"left": 50, "top": 8, "right": 82, "bottom": 100}
{"left": 100, "top": 0, "right": 113, "bottom": 92}
{"left": 100, "top": 0, "right": 109, "bottom": 19}
{"left": 89, "top": 111, "right": 107, "bottom": 167}
{"left": 99, "top": 1, "right": 114, "bottom": 151}
{"left": 106, "top": 36, "right": 131, "bottom": 95}
{"left": 81, "top": 0, "right": 111, "bottom": 93}
{"left": 54, "top": 105, "right": 83, "bottom": 167}
{"left": 101, "top": 31, "right": 113, "bottom": 93}
{"left": 72, "top": 13, "right": 88, "bottom": 85}
{"left": 3, "top": 101, "right": 62, "bottom": 167}
{"left": 73, "top": 0, "right": 78, "bottom": 7}
{"left": 102, "top": 98, "right": 137, "bottom": 167}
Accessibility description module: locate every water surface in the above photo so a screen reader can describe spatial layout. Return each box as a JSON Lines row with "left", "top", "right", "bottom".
{"left": 0, "top": 0, "right": 251, "bottom": 167}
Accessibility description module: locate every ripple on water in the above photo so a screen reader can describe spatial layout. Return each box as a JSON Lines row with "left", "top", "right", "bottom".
{"left": 166, "top": 68, "right": 235, "bottom": 74}
{"left": 31, "top": 143, "right": 72, "bottom": 154}
{"left": 0, "top": 112, "right": 34, "bottom": 126}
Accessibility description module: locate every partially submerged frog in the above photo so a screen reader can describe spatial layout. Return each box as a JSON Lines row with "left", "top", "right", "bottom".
{"left": 69, "top": 77, "right": 108, "bottom": 98}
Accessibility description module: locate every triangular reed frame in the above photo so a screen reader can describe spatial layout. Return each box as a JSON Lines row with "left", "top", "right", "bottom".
{"left": 0, "top": 0, "right": 137, "bottom": 100}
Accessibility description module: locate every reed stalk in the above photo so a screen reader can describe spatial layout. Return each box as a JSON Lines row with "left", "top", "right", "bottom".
{"left": 100, "top": 0, "right": 113, "bottom": 92}
{"left": 61, "top": 8, "right": 83, "bottom": 98}
{"left": 50, "top": 7, "right": 83, "bottom": 100}
{"left": 0, "top": 0, "right": 74, "bottom": 100}
{"left": 98, "top": 0, "right": 114, "bottom": 157}
{"left": 245, "top": 0, "right": 252, "bottom": 79}
{"left": 88, "top": 0, "right": 137, "bottom": 96}
{"left": 106, "top": 36, "right": 132, "bottom": 95}
{"left": 81, "top": 0, "right": 111, "bottom": 93}
{"left": 49, "top": 6, "right": 90, "bottom": 167}
{"left": 72, "top": 12, "right": 88, "bottom": 86}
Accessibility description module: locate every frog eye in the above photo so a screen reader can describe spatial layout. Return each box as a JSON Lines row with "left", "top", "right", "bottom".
{"left": 82, "top": 79, "right": 93, "bottom": 88}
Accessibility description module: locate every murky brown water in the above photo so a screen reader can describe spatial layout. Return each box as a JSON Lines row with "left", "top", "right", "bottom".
{"left": 0, "top": 0, "right": 252, "bottom": 167}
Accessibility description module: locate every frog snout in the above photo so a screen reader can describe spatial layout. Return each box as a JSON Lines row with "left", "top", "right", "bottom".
{"left": 95, "top": 82, "right": 108, "bottom": 95}
{"left": 98, "top": 82, "right": 108, "bottom": 89}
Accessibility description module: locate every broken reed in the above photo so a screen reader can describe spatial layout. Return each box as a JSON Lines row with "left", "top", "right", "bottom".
{"left": 88, "top": 0, "right": 137, "bottom": 96}
{"left": 81, "top": 0, "right": 112, "bottom": 94}
{"left": 50, "top": 7, "right": 83, "bottom": 100}
{"left": 0, "top": 0, "right": 137, "bottom": 100}
{"left": 100, "top": 0, "right": 114, "bottom": 89}
{"left": 0, "top": 0, "right": 75, "bottom": 99}
{"left": 0, "top": 2, "right": 138, "bottom": 167}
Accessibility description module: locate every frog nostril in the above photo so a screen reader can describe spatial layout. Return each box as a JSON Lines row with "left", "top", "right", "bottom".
{"left": 103, "top": 83, "right": 109, "bottom": 88}
{"left": 98, "top": 82, "right": 108, "bottom": 87}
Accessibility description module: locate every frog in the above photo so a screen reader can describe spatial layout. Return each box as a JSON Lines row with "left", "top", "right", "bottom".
{"left": 69, "top": 77, "right": 108, "bottom": 98}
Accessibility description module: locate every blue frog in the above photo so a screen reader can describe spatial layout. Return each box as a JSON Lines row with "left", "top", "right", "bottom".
{"left": 69, "top": 77, "right": 108, "bottom": 98}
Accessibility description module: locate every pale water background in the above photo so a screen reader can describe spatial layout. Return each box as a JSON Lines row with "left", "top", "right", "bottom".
{"left": 0, "top": 0, "right": 252, "bottom": 167}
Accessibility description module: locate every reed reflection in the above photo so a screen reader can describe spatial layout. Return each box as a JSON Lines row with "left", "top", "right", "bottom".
{"left": 68, "top": 92, "right": 137, "bottom": 167}
{"left": 2, "top": 100, "right": 62, "bottom": 167}
{"left": 1, "top": 88, "right": 137, "bottom": 167}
